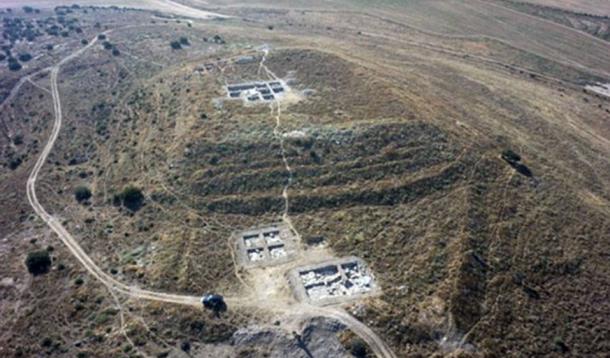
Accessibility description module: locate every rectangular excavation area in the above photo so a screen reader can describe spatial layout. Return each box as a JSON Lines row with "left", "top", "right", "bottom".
{"left": 342, "top": 262, "right": 373, "bottom": 295}
{"left": 226, "top": 80, "right": 287, "bottom": 104}
{"left": 269, "top": 244, "right": 287, "bottom": 259}
{"left": 263, "top": 230, "right": 282, "bottom": 245}
{"left": 243, "top": 234, "right": 264, "bottom": 248}
{"left": 236, "top": 224, "right": 297, "bottom": 266}
{"left": 248, "top": 248, "right": 265, "bottom": 262}
{"left": 291, "top": 258, "right": 376, "bottom": 305}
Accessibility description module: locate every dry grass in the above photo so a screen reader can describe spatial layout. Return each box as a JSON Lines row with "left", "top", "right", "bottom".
{"left": 1, "top": 2, "right": 609, "bottom": 357}
{"left": 511, "top": 0, "right": 610, "bottom": 16}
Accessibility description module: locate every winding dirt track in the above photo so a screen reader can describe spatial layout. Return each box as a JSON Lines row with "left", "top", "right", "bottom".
{"left": 23, "top": 18, "right": 396, "bottom": 358}
{"left": 312, "top": 306, "right": 397, "bottom": 358}
{"left": 25, "top": 34, "right": 203, "bottom": 308}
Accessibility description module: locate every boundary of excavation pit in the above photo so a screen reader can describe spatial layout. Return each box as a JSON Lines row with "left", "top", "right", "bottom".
{"left": 233, "top": 222, "right": 300, "bottom": 268}
{"left": 287, "top": 256, "right": 379, "bottom": 307}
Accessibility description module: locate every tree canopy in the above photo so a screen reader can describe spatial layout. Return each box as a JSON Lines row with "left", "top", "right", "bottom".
{"left": 25, "top": 250, "right": 52, "bottom": 275}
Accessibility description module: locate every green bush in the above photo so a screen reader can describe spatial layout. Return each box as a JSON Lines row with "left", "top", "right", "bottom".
{"left": 114, "top": 186, "right": 144, "bottom": 211}
{"left": 41, "top": 337, "right": 53, "bottom": 347}
{"left": 501, "top": 149, "right": 521, "bottom": 164}
{"left": 348, "top": 338, "right": 369, "bottom": 357}
{"left": 305, "top": 235, "right": 325, "bottom": 245}
{"left": 26, "top": 250, "right": 52, "bottom": 275}
{"left": 74, "top": 186, "right": 92, "bottom": 202}
{"left": 18, "top": 53, "right": 32, "bottom": 62}
{"left": 170, "top": 40, "right": 182, "bottom": 50}
{"left": 8, "top": 58, "right": 22, "bottom": 71}
{"left": 8, "top": 156, "right": 22, "bottom": 169}
{"left": 179, "top": 36, "right": 189, "bottom": 45}
{"left": 501, "top": 149, "right": 533, "bottom": 177}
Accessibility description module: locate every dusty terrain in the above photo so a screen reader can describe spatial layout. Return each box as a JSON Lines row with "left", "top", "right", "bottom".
{"left": 1, "top": 1, "right": 609, "bottom": 357}
{"left": 514, "top": 0, "right": 610, "bottom": 16}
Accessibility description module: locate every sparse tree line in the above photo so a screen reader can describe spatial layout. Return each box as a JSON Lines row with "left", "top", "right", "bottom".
{"left": 73, "top": 183, "right": 145, "bottom": 212}
{"left": 1, "top": 7, "right": 86, "bottom": 71}
{"left": 169, "top": 34, "right": 226, "bottom": 49}
{"left": 170, "top": 36, "right": 190, "bottom": 49}
{"left": 0, "top": 4, "right": 128, "bottom": 71}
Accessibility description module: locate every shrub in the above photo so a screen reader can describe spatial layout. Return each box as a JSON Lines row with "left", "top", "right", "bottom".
{"left": 81, "top": 39, "right": 88, "bottom": 45}
{"left": 179, "top": 36, "right": 189, "bottom": 45}
{"left": 114, "top": 186, "right": 144, "bottom": 211}
{"left": 97, "top": 33, "right": 106, "bottom": 40}
{"left": 310, "top": 150, "right": 322, "bottom": 164}
{"left": 515, "top": 163, "right": 533, "bottom": 177}
{"left": 8, "top": 58, "right": 22, "bottom": 71}
{"left": 102, "top": 41, "right": 113, "bottom": 50}
{"left": 13, "top": 134, "right": 23, "bottom": 145}
{"left": 9, "top": 156, "right": 22, "bottom": 169}
{"left": 305, "top": 235, "right": 325, "bottom": 245}
{"left": 170, "top": 40, "right": 182, "bottom": 50}
{"left": 122, "top": 186, "right": 144, "bottom": 209}
{"left": 41, "top": 337, "right": 53, "bottom": 347}
{"left": 18, "top": 53, "right": 32, "bottom": 62}
{"left": 501, "top": 149, "right": 533, "bottom": 177}
{"left": 26, "top": 250, "right": 52, "bottom": 275}
{"left": 501, "top": 149, "right": 521, "bottom": 164}
{"left": 111, "top": 48, "right": 120, "bottom": 56}
{"left": 74, "top": 186, "right": 92, "bottom": 202}
{"left": 348, "top": 338, "right": 369, "bottom": 357}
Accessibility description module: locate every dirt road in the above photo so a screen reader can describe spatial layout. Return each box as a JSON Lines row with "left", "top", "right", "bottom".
{"left": 311, "top": 306, "right": 397, "bottom": 358}
{"left": 22, "top": 19, "right": 395, "bottom": 358}
{"left": 25, "top": 33, "right": 205, "bottom": 308}
{"left": 0, "top": 0, "right": 229, "bottom": 19}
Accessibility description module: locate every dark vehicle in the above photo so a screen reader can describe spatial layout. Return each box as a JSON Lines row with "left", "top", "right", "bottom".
{"left": 201, "top": 294, "right": 227, "bottom": 312}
